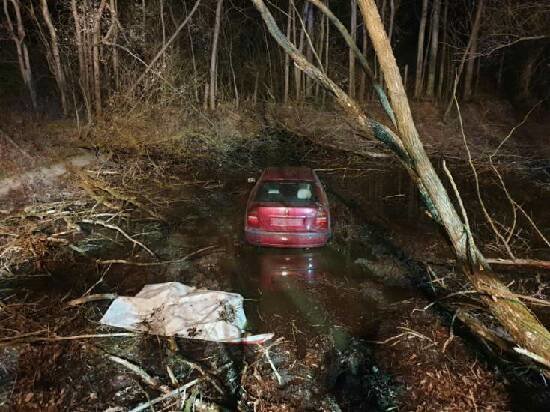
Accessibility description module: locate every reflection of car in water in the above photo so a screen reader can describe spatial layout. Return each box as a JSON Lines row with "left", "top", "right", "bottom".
{"left": 258, "top": 249, "right": 326, "bottom": 291}
{"left": 244, "top": 167, "right": 331, "bottom": 248}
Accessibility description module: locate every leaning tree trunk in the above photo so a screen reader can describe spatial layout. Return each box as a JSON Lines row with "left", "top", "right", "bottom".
{"left": 250, "top": 0, "right": 550, "bottom": 369}
{"left": 356, "top": 0, "right": 550, "bottom": 367}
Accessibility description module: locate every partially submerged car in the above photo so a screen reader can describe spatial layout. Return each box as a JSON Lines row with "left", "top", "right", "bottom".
{"left": 244, "top": 167, "right": 331, "bottom": 248}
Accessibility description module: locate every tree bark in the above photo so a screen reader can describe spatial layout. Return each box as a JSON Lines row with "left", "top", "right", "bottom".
{"left": 209, "top": 0, "right": 223, "bottom": 110}
{"left": 414, "top": 0, "right": 428, "bottom": 98}
{"left": 463, "top": 0, "right": 483, "bottom": 100}
{"left": 425, "top": 0, "right": 440, "bottom": 98}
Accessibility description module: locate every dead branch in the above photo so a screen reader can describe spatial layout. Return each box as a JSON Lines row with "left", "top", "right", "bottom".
{"left": 128, "top": 0, "right": 202, "bottom": 97}
{"left": 94, "top": 245, "right": 216, "bottom": 266}
{"left": 485, "top": 258, "right": 550, "bottom": 272}
{"left": 109, "top": 354, "right": 170, "bottom": 393}
{"left": 0, "top": 127, "right": 34, "bottom": 161}
{"left": 129, "top": 379, "right": 200, "bottom": 412}
{"left": 456, "top": 309, "right": 513, "bottom": 352}
{"left": 79, "top": 218, "right": 157, "bottom": 258}
{"left": 67, "top": 293, "right": 117, "bottom": 307}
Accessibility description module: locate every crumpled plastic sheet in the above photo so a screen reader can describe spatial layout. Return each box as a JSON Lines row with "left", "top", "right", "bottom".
{"left": 100, "top": 282, "right": 273, "bottom": 344}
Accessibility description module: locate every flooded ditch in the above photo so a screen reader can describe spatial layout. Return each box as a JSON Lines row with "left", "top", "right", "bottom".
{"left": 1, "top": 132, "right": 548, "bottom": 410}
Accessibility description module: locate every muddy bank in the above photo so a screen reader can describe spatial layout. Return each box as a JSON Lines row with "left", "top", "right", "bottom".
{"left": 1, "top": 131, "right": 548, "bottom": 410}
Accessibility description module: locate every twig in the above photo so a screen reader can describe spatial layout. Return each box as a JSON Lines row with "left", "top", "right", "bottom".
{"left": 0, "top": 332, "right": 135, "bottom": 345}
{"left": 173, "top": 354, "right": 225, "bottom": 395}
{"left": 129, "top": 379, "right": 200, "bottom": 412}
{"left": 442, "top": 159, "right": 477, "bottom": 261}
{"left": 79, "top": 219, "right": 157, "bottom": 258}
{"left": 455, "top": 97, "right": 516, "bottom": 260}
{"left": 109, "top": 354, "right": 169, "bottom": 393}
{"left": 95, "top": 245, "right": 216, "bottom": 266}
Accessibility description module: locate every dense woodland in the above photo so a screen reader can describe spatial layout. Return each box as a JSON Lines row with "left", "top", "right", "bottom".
{"left": 1, "top": 1, "right": 550, "bottom": 410}
{"left": 1, "top": 0, "right": 549, "bottom": 118}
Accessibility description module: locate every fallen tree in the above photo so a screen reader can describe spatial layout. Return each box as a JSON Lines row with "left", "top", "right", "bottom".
{"left": 250, "top": 0, "right": 550, "bottom": 369}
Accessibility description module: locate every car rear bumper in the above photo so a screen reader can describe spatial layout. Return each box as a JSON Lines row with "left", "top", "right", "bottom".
{"left": 245, "top": 229, "right": 329, "bottom": 248}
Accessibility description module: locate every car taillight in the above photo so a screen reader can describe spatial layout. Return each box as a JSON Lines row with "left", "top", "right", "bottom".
{"left": 314, "top": 207, "right": 328, "bottom": 229}
{"left": 247, "top": 208, "right": 259, "bottom": 227}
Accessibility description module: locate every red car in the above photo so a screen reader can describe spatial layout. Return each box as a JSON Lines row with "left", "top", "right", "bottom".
{"left": 245, "top": 167, "right": 331, "bottom": 248}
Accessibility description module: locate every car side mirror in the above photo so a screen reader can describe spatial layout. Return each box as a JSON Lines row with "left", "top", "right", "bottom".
{"left": 247, "top": 177, "right": 256, "bottom": 183}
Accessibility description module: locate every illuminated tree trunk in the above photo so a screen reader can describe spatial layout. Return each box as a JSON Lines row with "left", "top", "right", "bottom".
{"left": 209, "top": 0, "right": 223, "bottom": 110}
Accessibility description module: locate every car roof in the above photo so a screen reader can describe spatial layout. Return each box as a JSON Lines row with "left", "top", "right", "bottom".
{"left": 261, "top": 167, "right": 316, "bottom": 182}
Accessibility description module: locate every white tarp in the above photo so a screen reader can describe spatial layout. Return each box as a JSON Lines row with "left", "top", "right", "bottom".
{"left": 100, "top": 282, "right": 273, "bottom": 344}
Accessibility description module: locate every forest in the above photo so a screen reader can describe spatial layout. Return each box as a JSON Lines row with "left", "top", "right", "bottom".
{"left": 0, "top": 0, "right": 549, "bottom": 410}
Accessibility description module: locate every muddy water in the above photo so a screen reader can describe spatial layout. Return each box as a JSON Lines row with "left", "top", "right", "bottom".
{"left": 153, "top": 177, "right": 416, "bottom": 350}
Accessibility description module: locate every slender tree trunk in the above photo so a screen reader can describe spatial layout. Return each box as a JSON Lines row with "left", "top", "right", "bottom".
{"left": 284, "top": 0, "right": 293, "bottom": 104}
{"left": 463, "top": 0, "right": 483, "bottom": 100}
{"left": 425, "top": 0, "right": 440, "bottom": 98}
{"left": 92, "top": 0, "right": 107, "bottom": 117}
{"left": 359, "top": 25, "right": 368, "bottom": 101}
{"left": 209, "top": 0, "right": 223, "bottom": 110}
{"left": 323, "top": 0, "right": 329, "bottom": 105}
{"left": 110, "top": 0, "right": 119, "bottom": 90}
{"left": 40, "top": 0, "right": 68, "bottom": 116}
{"left": 349, "top": 0, "right": 357, "bottom": 99}
{"left": 388, "top": 0, "right": 395, "bottom": 45}
{"left": 436, "top": 0, "right": 447, "bottom": 99}
{"left": 414, "top": 0, "right": 428, "bottom": 98}
{"left": 292, "top": 1, "right": 301, "bottom": 100}
{"left": 3, "top": 0, "right": 37, "bottom": 110}
{"left": 159, "top": 0, "right": 166, "bottom": 66}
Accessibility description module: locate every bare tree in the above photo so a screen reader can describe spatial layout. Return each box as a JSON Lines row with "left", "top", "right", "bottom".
{"left": 3, "top": 0, "right": 37, "bottom": 110}
{"left": 39, "top": 0, "right": 67, "bottom": 116}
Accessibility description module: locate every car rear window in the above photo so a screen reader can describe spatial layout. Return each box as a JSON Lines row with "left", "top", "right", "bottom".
{"left": 255, "top": 181, "right": 317, "bottom": 203}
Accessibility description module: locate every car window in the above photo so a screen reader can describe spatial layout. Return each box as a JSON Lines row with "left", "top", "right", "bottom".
{"left": 255, "top": 181, "right": 317, "bottom": 203}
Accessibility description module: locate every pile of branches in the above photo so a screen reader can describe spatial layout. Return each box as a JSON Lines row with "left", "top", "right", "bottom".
{"left": 0, "top": 164, "right": 167, "bottom": 277}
